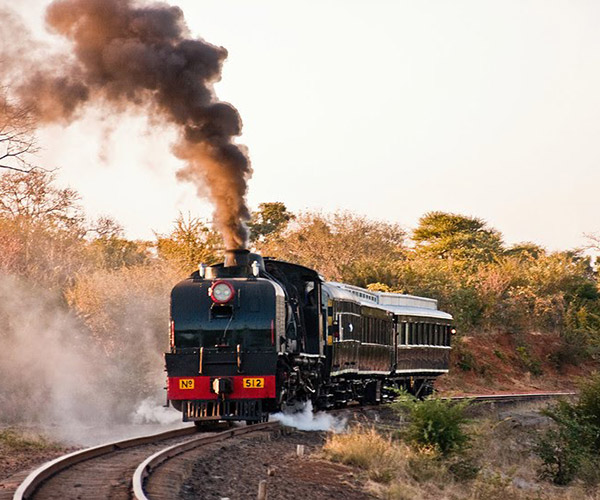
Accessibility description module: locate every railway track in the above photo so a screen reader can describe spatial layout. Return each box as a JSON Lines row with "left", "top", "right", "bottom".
{"left": 10, "top": 422, "right": 278, "bottom": 500}
{"left": 450, "top": 391, "right": 576, "bottom": 404}
{"left": 7, "top": 391, "right": 574, "bottom": 500}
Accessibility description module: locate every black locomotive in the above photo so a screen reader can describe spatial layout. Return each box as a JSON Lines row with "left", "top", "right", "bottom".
{"left": 165, "top": 249, "right": 453, "bottom": 424}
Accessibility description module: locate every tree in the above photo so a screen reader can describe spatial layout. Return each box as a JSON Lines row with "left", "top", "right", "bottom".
{"left": 0, "top": 170, "right": 87, "bottom": 283}
{"left": 87, "top": 217, "right": 149, "bottom": 270}
{"left": 258, "top": 211, "right": 405, "bottom": 286}
{"left": 0, "top": 169, "right": 83, "bottom": 230}
{"left": 156, "top": 213, "right": 222, "bottom": 273}
{"left": 247, "top": 202, "right": 294, "bottom": 243}
{"left": 504, "top": 242, "right": 546, "bottom": 259}
{"left": 0, "top": 90, "right": 39, "bottom": 173}
{"left": 412, "top": 212, "right": 503, "bottom": 263}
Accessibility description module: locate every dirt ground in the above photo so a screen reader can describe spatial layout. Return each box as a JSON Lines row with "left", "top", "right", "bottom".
{"left": 436, "top": 331, "right": 596, "bottom": 395}
{"left": 178, "top": 429, "right": 374, "bottom": 500}
{"left": 0, "top": 427, "right": 71, "bottom": 500}
{"left": 0, "top": 428, "right": 69, "bottom": 483}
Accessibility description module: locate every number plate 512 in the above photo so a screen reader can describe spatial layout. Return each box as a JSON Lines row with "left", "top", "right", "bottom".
{"left": 243, "top": 378, "right": 264, "bottom": 388}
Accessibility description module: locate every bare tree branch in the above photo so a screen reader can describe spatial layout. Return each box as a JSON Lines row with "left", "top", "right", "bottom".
{"left": 0, "top": 87, "right": 46, "bottom": 173}
{"left": 584, "top": 232, "right": 600, "bottom": 252}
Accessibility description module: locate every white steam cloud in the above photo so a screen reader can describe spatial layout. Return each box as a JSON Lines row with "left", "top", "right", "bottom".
{"left": 0, "top": 273, "right": 177, "bottom": 444}
{"left": 271, "top": 401, "right": 347, "bottom": 432}
{"left": 132, "top": 398, "right": 181, "bottom": 425}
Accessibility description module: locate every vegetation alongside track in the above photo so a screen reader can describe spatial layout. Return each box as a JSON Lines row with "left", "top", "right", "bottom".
{"left": 0, "top": 167, "right": 598, "bottom": 437}
{"left": 325, "top": 393, "right": 600, "bottom": 499}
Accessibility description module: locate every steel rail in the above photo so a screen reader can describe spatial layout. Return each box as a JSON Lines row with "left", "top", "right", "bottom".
{"left": 449, "top": 391, "right": 576, "bottom": 402}
{"left": 12, "top": 426, "right": 197, "bottom": 500}
{"left": 132, "top": 421, "right": 279, "bottom": 500}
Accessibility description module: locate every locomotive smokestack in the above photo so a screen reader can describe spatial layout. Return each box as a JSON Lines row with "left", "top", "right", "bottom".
{"left": 224, "top": 249, "right": 250, "bottom": 268}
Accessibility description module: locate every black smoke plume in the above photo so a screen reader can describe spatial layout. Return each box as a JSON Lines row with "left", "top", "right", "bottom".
{"left": 15, "top": 0, "right": 252, "bottom": 249}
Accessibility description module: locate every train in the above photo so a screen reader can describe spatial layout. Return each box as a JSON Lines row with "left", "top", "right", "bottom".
{"left": 165, "top": 249, "right": 454, "bottom": 424}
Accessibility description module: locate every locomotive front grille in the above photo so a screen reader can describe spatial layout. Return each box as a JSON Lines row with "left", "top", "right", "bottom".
{"left": 183, "top": 399, "right": 264, "bottom": 421}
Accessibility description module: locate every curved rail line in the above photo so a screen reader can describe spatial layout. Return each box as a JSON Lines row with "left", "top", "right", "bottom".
{"left": 132, "top": 421, "right": 278, "bottom": 500}
{"left": 12, "top": 426, "right": 197, "bottom": 500}
{"left": 12, "top": 422, "right": 278, "bottom": 500}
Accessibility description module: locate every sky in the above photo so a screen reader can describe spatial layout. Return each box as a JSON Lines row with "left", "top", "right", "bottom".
{"left": 8, "top": 0, "right": 600, "bottom": 250}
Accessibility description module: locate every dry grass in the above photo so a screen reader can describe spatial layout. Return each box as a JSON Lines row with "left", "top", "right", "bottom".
{"left": 323, "top": 425, "right": 405, "bottom": 483}
{"left": 0, "top": 427, "right": 58, "bottom": 451}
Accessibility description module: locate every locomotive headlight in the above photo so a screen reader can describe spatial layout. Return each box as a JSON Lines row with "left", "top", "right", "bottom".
{"left": 209, "top": 281, "right": 234, "bottom": 304}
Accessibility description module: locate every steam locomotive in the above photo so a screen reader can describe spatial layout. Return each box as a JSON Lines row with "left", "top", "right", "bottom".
{"left": 165, "top": 250, "right": 453, "bottom": 424}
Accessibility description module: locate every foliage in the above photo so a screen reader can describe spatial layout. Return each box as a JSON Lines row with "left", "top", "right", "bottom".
{"left": 413, "top": 211, "right": 504, "bottom": 263}
{"left": 395, "top": 257, "right": 483, "bottom": 330}
{"left": 247, "top": 202, "right": 294, "bottom": 242}
{"left": 0, "top": 169, "right": 83, "bottom": 228}
{"left": 0, "top": 170, "right": 88, "bottom": 289}
{"left": 87, "top": 216, "right": 150, "bottom": 270}
{"left": 576, "top": 372, "right": 600, "bottom": 445}
{"left": 453, "top": 340, "right": 479, "bottom": 372}
{"left": 395, "top": 397, "right": 471, "bottom": 455}
{"left": 535, "top": 400, "right": 600, "bottom": 485}
{"left": 156, "top": 213, "right": 222, "bottom": 273}
{"left": 535, "top": 375, "right": 600, "bottom": 485}
{"left": 515, "top": 345, "right": 543, "bottom": 376}
{"left": 88, "top": 236, "right": 150, "bottom": 270}
{"left": 258, "top": 211, "right": 405, "bottom": 286}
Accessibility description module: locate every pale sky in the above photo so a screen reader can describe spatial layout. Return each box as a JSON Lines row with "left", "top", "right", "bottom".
{"left": 10, "top": 1, "right": 600, "bottom": 250}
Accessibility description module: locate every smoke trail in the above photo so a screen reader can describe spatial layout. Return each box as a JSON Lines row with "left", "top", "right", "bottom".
{"left": 13, "top": 0, "right": 252, "bottom": 249}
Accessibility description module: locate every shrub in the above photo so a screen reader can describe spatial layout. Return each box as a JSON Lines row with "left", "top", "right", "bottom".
{"left": 534, "top": 376, "right": 600, "bottom": 487}
{"left": 576, "top": 372, "right": 600, "bottom": 453}
{"left": 515, "top": 345, "right": 543, "bottom": 376}
{"left": 534, "top": 400, "right": 598, "bottom": 485}
{"left": 397, "top": 398, "right": 471, "bottom": 455}
{"left": 447, "top": 455, "right": 480, "bottom": 481}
